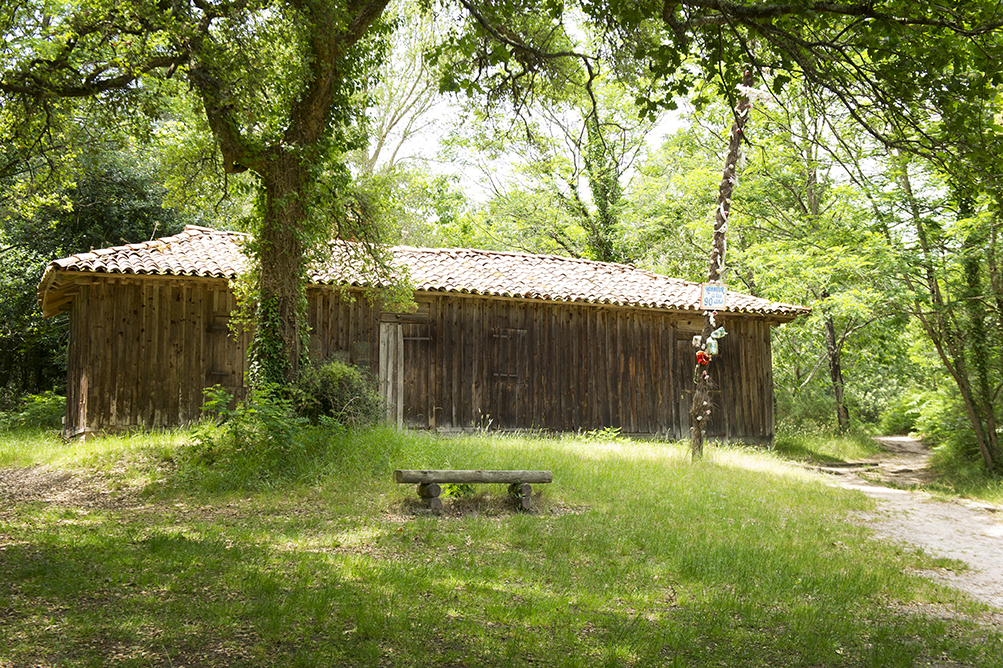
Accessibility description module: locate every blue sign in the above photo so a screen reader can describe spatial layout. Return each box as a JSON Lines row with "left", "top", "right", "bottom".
{"left": 700, "top": 283, "right": 728, "bottom": 310}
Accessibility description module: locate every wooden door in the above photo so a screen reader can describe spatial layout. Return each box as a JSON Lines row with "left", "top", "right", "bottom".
{"left": 402, "top": 322, "right": 433, "bottom": 428}
{"left": 490, "top": 325, "right": 527, "bottom": 429}
{"left": 379, "top": 322, "right": 404, "bottom": 427}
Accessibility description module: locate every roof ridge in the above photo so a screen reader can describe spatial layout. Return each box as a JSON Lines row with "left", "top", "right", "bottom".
{"left": 39, "top": 227, "right": 810, "bottom": 320}
{"left": 392, "top": 243, "right": 676, "bottom": 275}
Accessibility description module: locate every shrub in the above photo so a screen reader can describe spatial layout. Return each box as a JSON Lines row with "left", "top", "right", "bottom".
{"left": 182, "top": 367, "right": 390, "bottom": 491}
{"left": 289, "top": 358, "right": 385, "bottom": 427}
{"left": 879, "top": 389, "right": 925, "bottom": 435}
{"left": 0, "top": 391, "right": 66, "bottom": 430}
{"left": 186, "top": 383, "right": 310, "bottom": 488}
{"left": 913, "top": 384, "right": 983, "bottom": 465}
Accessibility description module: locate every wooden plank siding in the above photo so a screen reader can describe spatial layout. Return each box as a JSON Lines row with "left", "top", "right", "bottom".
{"left": 63, "top": 276, "right": 251, "bottom": 438}
{"left": 63, "top": 278, "right": 778, "bottom": 444}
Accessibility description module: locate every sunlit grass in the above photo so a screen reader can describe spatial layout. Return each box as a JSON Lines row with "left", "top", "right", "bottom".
{"left": 0, "top": 427, "right": 68, "bottom": 466}
{"left": 927, "top": 447, "right": 1003, "bottom": 507}
{"left": 0, "top": 427, "right": 184, "bottom": 469}
{"left": 774, "top": 426, "right": 884, "bottom": 464}
{"left": 1, "top": 427, "right": 1000, "bottom": 667}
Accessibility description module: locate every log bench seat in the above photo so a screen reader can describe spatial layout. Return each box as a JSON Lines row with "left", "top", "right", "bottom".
{"left": 393, "top": 469, "right": 553, "bottom": 511}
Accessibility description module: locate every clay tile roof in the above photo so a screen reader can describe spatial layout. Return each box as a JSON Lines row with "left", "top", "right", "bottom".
{"left": 39, "top": 225, "right": 808, "bottom": 320}
{"left": 41, "top": 225, "right": 251, "bottom": 280}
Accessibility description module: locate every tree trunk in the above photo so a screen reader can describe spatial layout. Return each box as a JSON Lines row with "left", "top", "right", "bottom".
{"left": 960, "top": 212, "right": 1000, "bottom": 470}
{"left": 187, "top": 0, "right": 392, "bottom": 388}
{"left": 690, "top": 67, "right": 754, "bottom": 461}
{"left": 896, "top": 158, "right": 1000, "bottom": 472}
{"left": 823, "top": 314, "right": 850, "bottom": 432}
{"left": 253, "top": 153, "right": 309, "bottom": 384}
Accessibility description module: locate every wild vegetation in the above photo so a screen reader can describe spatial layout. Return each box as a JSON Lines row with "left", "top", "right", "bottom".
{"left": 2, "top": 1, "right": 1002, "bottom": 476}
{"left": 1, "top": 425, "right": 1001, "bottom": 667}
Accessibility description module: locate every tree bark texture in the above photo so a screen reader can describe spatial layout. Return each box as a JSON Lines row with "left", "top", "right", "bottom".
{"left": 897, "top": 159, "right": 1000, "bottom": 472}
{"left": 824, "top": 314, "right": 850, "bottom": 432}
{"left": 690, "top": 67, "right": 754, "bottom": 461}
{"left": 255, "top": 158, "right": 309, "bottom": 381}
{"left": 187, "top": 0, "right": 391, "bottom": 383}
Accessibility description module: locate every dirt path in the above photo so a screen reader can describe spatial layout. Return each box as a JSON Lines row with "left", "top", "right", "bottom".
{"left": 826, "top": 436, "right": 1003, "bottom": 611}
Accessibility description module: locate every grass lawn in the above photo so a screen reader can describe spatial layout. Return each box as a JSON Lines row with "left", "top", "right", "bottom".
{"left": 1, "top": 427, "right": 1000, "bottom": 667}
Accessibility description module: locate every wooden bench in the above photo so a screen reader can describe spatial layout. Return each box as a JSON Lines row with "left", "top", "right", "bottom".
{"left": 393, "top": 469, "right": 553, "bottom": 511}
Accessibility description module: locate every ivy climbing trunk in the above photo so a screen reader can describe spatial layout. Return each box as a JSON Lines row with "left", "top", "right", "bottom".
{"left": 255, "top": 156, "right": 309, "bottom": 384}
{"left": 185, "top": 0, "right": 392, "bottom": 386}
{"left": 960, "top": 198, "right": 1000, "bottom": 471}
{"left": 895, "top": 159, "right": 1001, "bottom": 472}
{"left": 690, "top": 67, "right": 754, "bottom": 461}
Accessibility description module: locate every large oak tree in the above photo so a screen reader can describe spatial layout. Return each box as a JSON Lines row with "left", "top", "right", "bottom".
{"left": 4, "top": 0, "right": 1003, "bottom": 392}
{"left": 2, "top": 0, "right": 392, "bottom": 383}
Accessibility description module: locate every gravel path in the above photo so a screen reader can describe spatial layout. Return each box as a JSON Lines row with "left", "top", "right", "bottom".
{"left": 828, "top": 437, "right": 1003, "bottom": 610}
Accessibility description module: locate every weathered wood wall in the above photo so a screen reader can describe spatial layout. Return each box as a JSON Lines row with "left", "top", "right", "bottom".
{"left": 64, "top": 277, "right": 776, "bottom": 443}
{"left": 306, "top": 288, "right": 777, "bottom": 443}
{"left": 65, "top": 276, "right": 249, "bottom": 438}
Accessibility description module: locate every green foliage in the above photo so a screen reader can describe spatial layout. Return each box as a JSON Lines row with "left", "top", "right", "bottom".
{"left": 581, "top": 425, "right": 625, "bottom": 441}
{"left": 439, "top": 482, "right": 475, "bottom": 498}
{"left": 289, "top": 358, "right": 385, "bottom": 427}
{"left": 0, "top": 148, "right": 187, "bottom": 401}
{"left": 5, "top": 151, "right": 185, "bottom": 254}
{"left": 913, "top": 385, "right": 982, "bottom": 464}
{"left": 6, "top": 430, "right": 1003, "bottom": 666}
{"left": 623, "top": 119, "right": 720, "bottom": 282}
{"left": 188, "top": 383, "right": 310, "bottom": 488}
{"left": 0, "top": 391, "right": 66, "bottom": 431}
{"left": 186, "top": 374, "right": 392, "bottom": 490}
{"left": 0, "top": 244, "right": 65, "bottom": 403}
{"left": 438, "top": 73, "right": 653, "bottom": 263}
{"left": 246, "top": 296, "right": 295, "bottom": 387}
{"left": 879, "top": 390, "right": 926, "bottom": 436}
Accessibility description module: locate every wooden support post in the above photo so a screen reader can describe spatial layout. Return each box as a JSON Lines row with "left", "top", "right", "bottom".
{"left": 417, "top": 482, "right": 441, "bottom": 498}
{"left": 417, "top": 483, "right": 442, "bottom": 511}
{"left": 508, "top": 482, "right": 533, "bottom": 511}
{"left": 508, "top": 482, "right": 532, "bottom": 497}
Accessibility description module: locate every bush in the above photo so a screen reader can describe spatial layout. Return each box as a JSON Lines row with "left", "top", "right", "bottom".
{"left": 0, "top": 391, "right": 66, "bottom": 430}
{"left": 912, "top": 384, "right": 984, "bottom": 466}
{"left": 289, "top": 358, "right": 385, "bottom": 427}
{"left": 774, "top": 386, "right": 839, "bottom": 433}
{"left": 879, "top": 389, "right": 925, "bottom": 435}
{"left": 181, "top": 364, "right": 388, "bottom": 491}
{"left": 186, "top": 383, "right": 311, "bottom": 489}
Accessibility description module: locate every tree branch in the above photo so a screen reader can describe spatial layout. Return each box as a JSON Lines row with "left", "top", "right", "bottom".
{"left": 674, "top": 0, "right": 1003, "bottom": 35}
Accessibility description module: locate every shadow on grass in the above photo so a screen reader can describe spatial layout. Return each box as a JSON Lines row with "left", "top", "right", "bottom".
{"left": 3, "top": 429, "right": 1002, "bottom": 667}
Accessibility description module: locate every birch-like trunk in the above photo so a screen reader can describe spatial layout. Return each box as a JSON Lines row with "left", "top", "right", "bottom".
{"left": 690, "top": 68, "right": 754, "bottom": 461}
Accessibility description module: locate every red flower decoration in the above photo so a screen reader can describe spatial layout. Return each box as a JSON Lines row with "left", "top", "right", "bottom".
{"left": 696, "top": 351, "right": 711, "bottom": 366}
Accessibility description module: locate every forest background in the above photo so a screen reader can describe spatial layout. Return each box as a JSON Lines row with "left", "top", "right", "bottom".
{"left": 2, "top": 0, "right": 1002, "bottom": 477}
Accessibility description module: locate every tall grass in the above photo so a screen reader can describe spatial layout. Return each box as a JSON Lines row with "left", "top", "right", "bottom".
{"left": 774, "top": 425, "right": 883, "bottom": 463}
{"left": 0, "top": 427, "right": 999, "bottom": 667}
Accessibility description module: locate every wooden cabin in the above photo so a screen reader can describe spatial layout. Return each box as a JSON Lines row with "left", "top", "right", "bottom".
{"left": 38, "top": 225, "right": 808, "bottom": 441}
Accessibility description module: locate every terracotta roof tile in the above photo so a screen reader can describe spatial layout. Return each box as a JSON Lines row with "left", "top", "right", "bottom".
{"left": 39, "top": 225, "right": 808, "bottom": 319}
